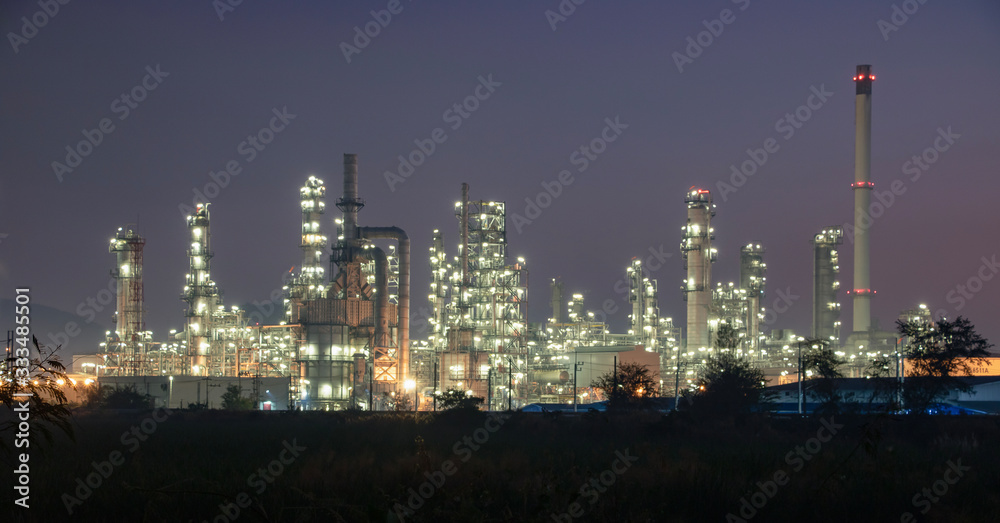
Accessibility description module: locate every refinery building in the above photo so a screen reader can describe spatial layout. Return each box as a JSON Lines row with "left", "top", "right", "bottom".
{"left": 75, "top": 65, "right": 997, "bottom": 410}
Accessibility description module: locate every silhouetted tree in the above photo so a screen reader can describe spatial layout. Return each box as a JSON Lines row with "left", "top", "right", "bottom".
{"left": 801, "top": 340, "right": 845, "bottom": 413}
{"left": 691, "top": 352, "right": 772, "bottom": 415}
{"left": 394, "top": 393, "right": 413, "bottom": 412}
{"left": 898, "top": 316, "right": 993, "bottom": 412}
{"left": 105, "top": 385, "right": 153, "bottom": 409}
{"left": 715, "top": 323, "right": 740, "bottom": 353}
{"left": 0, "top": 336, "right": 73, "bottom": 458}
{"left": 865, "top": 353, "right": 903, "bottom": 411}
{"left": 591, "top": 362, "right": 658, "bottom": 410}
{"left": 438, "top": 388, "right": 484, "bottom": 410}
{"left": 82, "top": 383, "right": 107, "bottom": 407}
{"left": 221, "top": 384, "right": 254, "bottom": 411}
{"left": 80, "top": 384, "right": 154, "bottom": 409}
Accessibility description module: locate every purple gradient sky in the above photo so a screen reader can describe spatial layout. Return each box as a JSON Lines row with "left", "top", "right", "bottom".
{"left": 2, "top": 1, "right": 999, "bottom": 354}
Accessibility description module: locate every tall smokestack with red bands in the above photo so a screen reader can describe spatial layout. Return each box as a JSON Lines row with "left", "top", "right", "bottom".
{"left": 852, "top": 64, "right": 874, "bottom": 335}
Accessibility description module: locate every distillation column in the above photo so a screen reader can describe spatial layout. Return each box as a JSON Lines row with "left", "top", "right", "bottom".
{"left": 739, "top": 244, "right": 765, "bottom": 354}
{"left": 628, "top": 259, "right": 660, "bottom": 347}
{"left": 681, "top": 188, "right": 716, "bottom": 351}
{"left": 109, "top": 227, "right": 146, "bottom": 376}
{"left": 297, "top": 176, "right": 328, "bottom": 299}
{"left": 550, "top": 279, "right": 563, "bottom": 324}
{"left": 428, "top": 230, "right": 450, "bottom": 351}
{"left": 182, "top": 204, "right": 219, "bottom": 375}
{"left": 812, "top": 227, "right": 844, "bottom": 343}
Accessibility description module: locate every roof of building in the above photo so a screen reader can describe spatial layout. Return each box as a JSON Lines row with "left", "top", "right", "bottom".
{"left": 767, "top": 376, "right": 1000, "bottom": 393}
{"left": 521, "top": 402, "right": 606, "bottom": 412}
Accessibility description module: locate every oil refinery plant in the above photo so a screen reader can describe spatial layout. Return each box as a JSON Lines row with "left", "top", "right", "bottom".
{"left": 75, "top": 65, "right": 977, "bottom": 410}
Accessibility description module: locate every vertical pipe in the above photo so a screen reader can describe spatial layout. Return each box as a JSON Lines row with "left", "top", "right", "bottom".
{"left": 460, "top": 183, "right": 470, "bottom": 299}
{"left": 673, "top": 349, "right": 681, "bottom": 411}
{"left": 398, "top": 235, "right": 410, "bottom": 383}
{"left": 573, "top": 353, "right": 578, "bottom": 413}
{"left": 613, "top": 355, "right": 618, "bottom": 401}
{"left": 550, "top": 279, "right": 562, "bottom": 324}
{"left": 343, "top": 154, "right": 359, "bottom": 244}
{"left": 358, "top": 226, "right": 410, "bottom": 385}
{"left": 797, "top": 341, "right": 803, "bottom": 414}
{"left": 852, "top": 64, "right": 873, "bottom": 335}
{"left": 508, "top": 356, "right": 512, "bottom": 411}
{"left": 370, "top": 247, "right": 390, "bottom": 349}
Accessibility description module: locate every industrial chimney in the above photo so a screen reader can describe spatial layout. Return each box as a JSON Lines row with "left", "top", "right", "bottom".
{"left": 851, "top": 65, "right": 874, "bottom": 336}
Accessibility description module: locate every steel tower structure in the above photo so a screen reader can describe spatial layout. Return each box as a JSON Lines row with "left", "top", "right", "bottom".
{"left": 439, "top": 183, "right": 528, "bottom": 408}
{"left": 109, "top": 227, "right": 146, "bottom": 376}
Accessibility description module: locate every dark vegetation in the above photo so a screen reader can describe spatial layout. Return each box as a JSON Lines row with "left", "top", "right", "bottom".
{"left": 690, "top": 351, "right": 772, "bottom": 415}
{"left": 591, "top": 361, "right": 658, "bottom": 410}
{"left": 84, "top": 384, "right": 153, "bottom": 410}
{"left": 0, "top": 336, "right": 73, "bottom": 458}
{"left": 221, "top": 384, "right": 255, "bottom": 411}
{"left": 436, "top": 388, "right": 485, "bottom": 411}
{"left": 3, "top": 410, "right": 998, "bottom": 522}
{"left": 896, "top": 316, "right": 993, "bottom": 412}
{"left": 2, "top": 318, "right": 996, "bottom": 521}
{"left": 802, "top": 340, "right": 847, "bottom": 414}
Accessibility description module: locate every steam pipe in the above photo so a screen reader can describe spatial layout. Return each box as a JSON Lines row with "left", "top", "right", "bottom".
{"left": 358, "top": 226, "right": 410, "bottom": 383}
{"left": 339, "top": 154, "right": 362, "bottom": 245}
{"left": 461, "top": 183, "right": 470, "bottom": 291}
{"left": 368, "top": 246, "right": 390, "bottom": 349}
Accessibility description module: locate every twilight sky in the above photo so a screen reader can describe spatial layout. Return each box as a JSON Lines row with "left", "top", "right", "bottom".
{"left": 2, "top": 0, "right": 999, "bottom": 356}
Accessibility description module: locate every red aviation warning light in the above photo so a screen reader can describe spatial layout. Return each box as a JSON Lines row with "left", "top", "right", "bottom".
{"left": 855, "top": 65, "right": 874, "bottom": 95}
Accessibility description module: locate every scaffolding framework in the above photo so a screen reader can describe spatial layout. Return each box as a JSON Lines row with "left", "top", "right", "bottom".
{"left": 711, "top": 282, "right": 749, "bottom": 351}
{"left": 430, "top": 185, "right": 529, "bottom": 408}
{"left": 107, "top": 227, "right": 146, "bottom": 376}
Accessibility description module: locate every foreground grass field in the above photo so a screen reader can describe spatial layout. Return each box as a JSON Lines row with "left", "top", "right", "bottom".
{"left": 5, "top": 409, "right": 1000, "bottom": 522}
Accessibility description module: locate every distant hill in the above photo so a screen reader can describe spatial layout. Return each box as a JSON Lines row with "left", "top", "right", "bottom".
{"left": 0, "top": 299, "right": 109, "bottom": 359}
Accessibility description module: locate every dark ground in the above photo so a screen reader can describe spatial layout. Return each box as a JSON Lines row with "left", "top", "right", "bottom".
{"left": 3, "top": 409, "right": 999, "bottom": 522}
